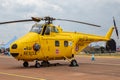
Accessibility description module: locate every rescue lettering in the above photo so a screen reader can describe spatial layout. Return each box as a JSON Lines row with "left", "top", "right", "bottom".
{"left": 24, "top": 51, "right": 36, "bottom": 55}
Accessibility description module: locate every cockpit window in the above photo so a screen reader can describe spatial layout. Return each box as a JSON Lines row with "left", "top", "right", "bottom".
{"left": 30, "top": 24, "right": 43, "bottom": 34}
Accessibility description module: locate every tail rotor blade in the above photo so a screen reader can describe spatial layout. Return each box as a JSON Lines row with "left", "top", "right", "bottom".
{"left": 113, "top": 17, "right": 119, "bottom": 39}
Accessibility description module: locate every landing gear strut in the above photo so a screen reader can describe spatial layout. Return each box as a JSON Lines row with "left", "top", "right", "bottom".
{"left": 69, "top": 59, "right": 79, "bottom": 67}
{"left": 41, "top": 60, "right": 50, "bottom": 67}
{"left": 64, "top": 55, "right": 79, "bottom": 67}
{"left": 23, "top": 61, "right": 29, "bottom": 67}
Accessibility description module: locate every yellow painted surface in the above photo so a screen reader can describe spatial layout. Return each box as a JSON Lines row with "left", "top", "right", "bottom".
{"left": 10, "top": 23, "right": 114, "bottom": 62}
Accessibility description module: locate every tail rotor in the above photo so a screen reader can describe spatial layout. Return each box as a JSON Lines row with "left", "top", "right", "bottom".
{"left": 113, "top": 17, "right": 119, "bottom": 39}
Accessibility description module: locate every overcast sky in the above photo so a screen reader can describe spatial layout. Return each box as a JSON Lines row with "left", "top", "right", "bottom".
{"left": 0, "top": 0, "right": 120, "bottom": 46}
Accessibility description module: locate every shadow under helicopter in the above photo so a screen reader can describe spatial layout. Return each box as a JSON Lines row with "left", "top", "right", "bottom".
{"left": 7, "top": 63, "right": 64, "bottom": 69}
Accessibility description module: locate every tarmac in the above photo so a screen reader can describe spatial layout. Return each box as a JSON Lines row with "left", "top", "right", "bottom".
{"left": 0, "top": 55, "right": 120, "bottom": 80}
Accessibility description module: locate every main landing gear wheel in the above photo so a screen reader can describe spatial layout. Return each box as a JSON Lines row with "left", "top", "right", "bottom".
{"left": 69, "top": 59, "right": 79, "bottom": 67}
{"left": 23, "top": 61, "right": 29, "bottom": 67}
{"left": 35, "top": 61, "right": 41, "bottom": 68}
{"left": 41, "top": 61, "right": 50, "bottom": 67}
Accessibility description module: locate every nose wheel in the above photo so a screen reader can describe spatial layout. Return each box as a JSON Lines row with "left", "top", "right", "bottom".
{"left": 23, "top": 61, "right": 29, "bottom": 67}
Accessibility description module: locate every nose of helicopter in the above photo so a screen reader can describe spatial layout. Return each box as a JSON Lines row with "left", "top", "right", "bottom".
{"left": 10, "top": 32, "right": 39, "bottom": 58}
{"left": 10, "top": 43, "right": 19, "bottom": 57}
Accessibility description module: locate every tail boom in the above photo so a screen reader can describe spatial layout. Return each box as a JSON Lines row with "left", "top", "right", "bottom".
{"left": 105, "top": 27, "right": 114, "bottom": 40}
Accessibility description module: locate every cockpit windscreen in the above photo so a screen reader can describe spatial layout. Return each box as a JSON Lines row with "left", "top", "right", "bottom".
{"left": 30, "top": 24, "right": 43, "bottom": 34}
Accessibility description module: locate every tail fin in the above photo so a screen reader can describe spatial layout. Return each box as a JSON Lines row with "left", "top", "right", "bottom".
{"left": 105, "top": 27, "right": 114, "bottom": 40}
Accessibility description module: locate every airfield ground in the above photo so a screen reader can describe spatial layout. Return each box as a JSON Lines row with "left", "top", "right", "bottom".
{"left": 0, "top": 54, "right": 120, "bottom": 80}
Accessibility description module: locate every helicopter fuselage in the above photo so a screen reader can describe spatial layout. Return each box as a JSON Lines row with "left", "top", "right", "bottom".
{"left": 10, "top": 23, "right": 114, "bottom": 62}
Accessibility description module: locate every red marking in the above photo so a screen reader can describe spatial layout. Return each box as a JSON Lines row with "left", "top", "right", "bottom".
{"left": 75, "top": 46, "right": 79, "bottom": 51}
{"left": 56, "top": 49, "right": 59, "bottom": 54}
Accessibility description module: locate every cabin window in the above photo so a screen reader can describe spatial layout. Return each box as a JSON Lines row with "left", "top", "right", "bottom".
{"left": 64, "top": 41, "right": 68, "bottom": 47}
{"left": 51, "top": 26, "right": 58, "bottom": 33}
{"left": 55, "top": 41, "right": 59, "bottom": 47}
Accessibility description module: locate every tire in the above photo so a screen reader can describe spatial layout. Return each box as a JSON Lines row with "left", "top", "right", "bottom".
{"left": 23, "top": 62, "right": 29, "bottom": 67}
{"left": 70, "top": 60, "right": 78, "bottom": 67}
{"left": 35, "top": 63, "right": 41, "bottom": 68}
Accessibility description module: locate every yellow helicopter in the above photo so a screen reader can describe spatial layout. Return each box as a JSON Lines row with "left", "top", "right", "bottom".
{"left": 0, "top": 16, "right": 118, "bottom": 68}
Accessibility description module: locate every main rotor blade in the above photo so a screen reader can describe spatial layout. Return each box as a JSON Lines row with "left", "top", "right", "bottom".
{"left": 56, "top": 19, "right": 101, "bottom": 27}
{"left": 0, "top": 19, "right": 33, "bottom": 25}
